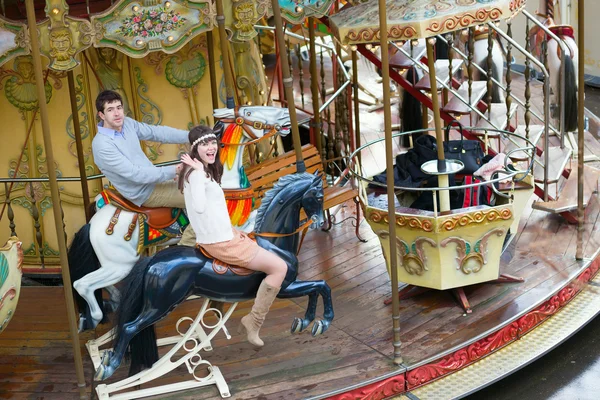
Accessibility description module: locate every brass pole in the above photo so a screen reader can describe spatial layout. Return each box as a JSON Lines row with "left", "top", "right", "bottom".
{"left": 308, "top": 20, "right": 322, "bottom": 150}
{"left": 351, "top": 48, "right": 361, "bottom": 165}
{"left": 426, "top": 38, "right": 451, "bottom": 212}
{"left": 215, "top": 0, "right": 235, "bottom": 108}
{"left": 308, "top": 19, "right": 323, "bottom": 165}
{"left": 377, "top": 0, "right": 402, "bottom": 365}
{"left": 67, "top": 70, "right": 91, "bottom": 222}
{"left": 206, "top": 31, "right": 219, "bottom": 111}
{"left": 25, "top": 0, "right": 88, "bottom": 398}
{"left": 576, "top": 0, "right": 584, "bottom": 260}
{"left": 269, "top": 0, "right": 305, "bottom": 169}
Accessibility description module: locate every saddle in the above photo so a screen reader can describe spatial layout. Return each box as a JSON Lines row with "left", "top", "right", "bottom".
{"left": 102, "top": 189, "right": 181, "bottom": 229}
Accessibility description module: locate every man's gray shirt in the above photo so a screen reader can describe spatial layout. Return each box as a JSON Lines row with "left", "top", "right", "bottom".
{"left": 92, "top": 117, "right": 188, "bottom": 206}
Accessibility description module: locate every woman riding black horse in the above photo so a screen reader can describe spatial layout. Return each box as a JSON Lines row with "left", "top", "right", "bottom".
{"left": 94, "top": 128, "right": 333, "bottom": 381}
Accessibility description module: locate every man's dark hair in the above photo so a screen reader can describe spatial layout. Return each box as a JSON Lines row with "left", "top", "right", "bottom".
{"left": 96, "top": 90, "right": 123, "bottom": 114}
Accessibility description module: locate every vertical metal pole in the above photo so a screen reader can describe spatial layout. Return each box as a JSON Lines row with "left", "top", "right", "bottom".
{"left": 426, "top": 38, "right": 451, "bottom": 212}
{"left": 67, "top": 70, "right": 91, "bottom": 222}
{"left": 206, "top": 31, "right": 219, "bottom": 111}
{"left": 576, "top": 0, "right": 584, "bottom": 260}
{"left": 377, "top": 0, "right": 402, "bottom": 366}
{"left": 308, "top": 19, "right": 323, "bottom": 163}
{"left": 270, "top": 0, "right": 305, "bottom": 169}
{"left": 352, "top": 48, "right": 361, "bottom": 165}
{"left": 25, "top": 1, "right": 88, "bottom": 398}
{"left": 215, "top": 0, "right": 235, "bottom": 108}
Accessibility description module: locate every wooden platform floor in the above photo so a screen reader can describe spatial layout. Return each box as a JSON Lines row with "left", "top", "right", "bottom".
{"left": 2, "top": 192, "right": 600, "bottom": 400}
{"left": 4, "top": 54, "right": 600, "bottom": 400}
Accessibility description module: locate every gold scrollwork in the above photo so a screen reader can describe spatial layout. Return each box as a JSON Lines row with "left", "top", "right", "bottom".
{"left": 439, "top": 207, "right": 512, "bottom": 232}
{"left": 368, "top": 211, "right": 434, "bottom": 232}
{"left": 376, "top": 231, "right": 437, "bottom": 276}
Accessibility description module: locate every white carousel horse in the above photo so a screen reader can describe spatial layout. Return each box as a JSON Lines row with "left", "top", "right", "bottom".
{"left": 69, "top": 106, "right": 291, "bottom": 331}
{"left": 0, "top": 237, "right": 23, "bottom": 335}
{"left": 531, "top": 0, "right": 578, "bottom": 132}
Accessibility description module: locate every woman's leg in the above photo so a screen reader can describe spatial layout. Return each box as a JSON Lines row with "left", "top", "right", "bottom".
{"left": 245, "top": 248, "right": 287, "bottom": 287}
{"left": 239, "top": 248, "right": 287, "bottom": 346}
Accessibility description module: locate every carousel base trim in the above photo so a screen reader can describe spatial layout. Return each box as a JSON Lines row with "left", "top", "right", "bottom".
{"left": 409, "top": 262, "right": 600, "bottom": 399}
{"left": 95, "top": 298, "right": 236, "bottom": 399}
{"left": 316, "top": 254, "right": 600, "bottom": 400}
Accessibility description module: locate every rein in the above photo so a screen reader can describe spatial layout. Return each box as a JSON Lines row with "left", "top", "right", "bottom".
{"left": 249, "top": 217, "right": 315, "bottom": 255}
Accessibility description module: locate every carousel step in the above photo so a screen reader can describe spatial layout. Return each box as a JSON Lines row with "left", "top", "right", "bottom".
{"left": 415, "top": 59, "right": 464, "bottom": 91}
{"left": 503, "top": 125, "right": 544, "bottom": 161}
{"left": 442, "top": 81, "right": 487, "bottom": 115}
{"left": 475, "top": 102, "right": 518, "bottom": 132}
{"left": 532, "top": 165, "right": 600, "bottom": 213}
{"left": 533, "top": 146, "right": 572, "bottom": 184}
{"left": 389, "top": 40, "right": 426, "bottom": 69}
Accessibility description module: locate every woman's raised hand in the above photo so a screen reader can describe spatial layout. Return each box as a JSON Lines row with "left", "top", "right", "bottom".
{"left": 181, "top": 153, "right": 204, "bottom": 172}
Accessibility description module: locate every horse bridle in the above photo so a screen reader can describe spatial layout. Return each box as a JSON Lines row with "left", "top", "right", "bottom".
{"left": 218, "top": 109, "right": 282, "bottom": 145}
{"left": 250, "top": 217, "right": 317, "bottom": 255}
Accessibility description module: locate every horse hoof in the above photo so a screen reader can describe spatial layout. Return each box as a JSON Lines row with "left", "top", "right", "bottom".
{"left": 311, "top": 320, "right": 329, "bottom": 336}
{"left": 291, "top": 317, "right": 303, "bottom": 334}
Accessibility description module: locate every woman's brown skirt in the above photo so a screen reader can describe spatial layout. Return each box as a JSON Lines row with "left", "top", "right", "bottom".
{"left": 198, "top": 228, "right": 260, "bottom": 267}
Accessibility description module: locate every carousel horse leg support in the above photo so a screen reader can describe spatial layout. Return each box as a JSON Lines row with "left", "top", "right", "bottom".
{"left": 278, "top": 279, "right": 334, "bottom": 336}
{"left": 96, "top": 299, "right": 236, "bottom": 399}
{"left": 85, "top": 297, "right": 217, "bottom": 370}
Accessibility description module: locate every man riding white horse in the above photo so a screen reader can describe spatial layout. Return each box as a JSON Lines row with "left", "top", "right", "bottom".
{"left": 91, "top": 89, "right": 196, "bottom": 245}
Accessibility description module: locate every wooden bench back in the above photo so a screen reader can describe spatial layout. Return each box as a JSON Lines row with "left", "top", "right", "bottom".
{"left": 246, "top": 144, "right": 326, "bottom": 207}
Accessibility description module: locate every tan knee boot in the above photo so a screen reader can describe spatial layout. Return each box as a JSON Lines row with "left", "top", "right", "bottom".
{"left": 238, "top": 280, "right": 280, "bottom": 347}
{"left": 178, "top": 224, "right": 196, "bottom": 247}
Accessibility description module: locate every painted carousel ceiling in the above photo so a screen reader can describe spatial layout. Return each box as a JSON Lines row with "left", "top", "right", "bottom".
{"left": 329, "top": 0, "right": 527, "bottom": 45}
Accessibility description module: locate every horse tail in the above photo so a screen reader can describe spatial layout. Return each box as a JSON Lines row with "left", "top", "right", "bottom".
{"left": 562, "top": 55, "right": 578, "bottom": 132}
{"left": 68, "top": 223, "right": 105, "bottom": 328}
{"left": 113, "top": 256, "right": 158, "bottom": 376}
{"left": 400, "top": 67, "right": 423, "bottom": 147}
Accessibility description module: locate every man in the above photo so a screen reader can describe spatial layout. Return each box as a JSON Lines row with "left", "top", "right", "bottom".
{"left": 92, "top": 89, "right": 195, "bottom": 246}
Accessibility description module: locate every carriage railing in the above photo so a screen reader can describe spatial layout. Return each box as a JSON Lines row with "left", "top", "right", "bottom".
{"left": 393, "top": 26, "right": 552, "bottom": 200}
{"left": 349, "top": 127, "right": 537, "bottom": 214}
{"left": 255, "top": 24, "right": 354, "bottom": 179}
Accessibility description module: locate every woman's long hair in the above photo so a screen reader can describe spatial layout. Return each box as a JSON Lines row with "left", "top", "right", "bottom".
{"left": 178, "top": 125, "right": 224, "bottom": 192}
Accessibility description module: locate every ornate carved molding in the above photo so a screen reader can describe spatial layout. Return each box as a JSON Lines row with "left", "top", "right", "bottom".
{"left": 0, "top": 16, "right": 30, "bottom": 69}
{"left": 328, "top": 374, "right": 405, "bottom": 400}
{"left": 91, "top": 0, "right": 215, "bottom": 58}
{"left": 377, "top": 231, "right": 437, "bottom": 276}
{"left": 427, "top": 8, "right": 504, "bottom": 33}
{"left": 368, "top": 210, "right": 434, "bottom": 232}
{"left": 37, "top": 0, "right": 93, "bottom": 71}
{"left": 439, "top": 207, "right": 512, "bottom": 232}
{"left": 441, "top": 228, "right": 506, "bottom": 274}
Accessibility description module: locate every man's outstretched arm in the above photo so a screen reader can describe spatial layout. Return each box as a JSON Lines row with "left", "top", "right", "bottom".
{"left": 94, "top": 143, "right": 176, "bottom": 185}
{"left": 127, "top": 117, "right": 189, "bottom": 144}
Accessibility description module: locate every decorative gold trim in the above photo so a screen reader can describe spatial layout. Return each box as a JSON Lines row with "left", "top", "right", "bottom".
{"left": 426, "top": 8, "right": 503, "bottom": 33}
{"left": 368, "top": 210, "right": 434, "bottom": 232}
{"left": 439, "top": 208, "right": 512, "bottom": 232}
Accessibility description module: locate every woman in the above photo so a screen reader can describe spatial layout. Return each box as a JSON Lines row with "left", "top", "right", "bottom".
{"left": 179, "top": 125, "right": 287, "bottom": 347}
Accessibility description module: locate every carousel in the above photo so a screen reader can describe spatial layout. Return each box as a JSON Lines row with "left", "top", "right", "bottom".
{"left": 1, "top": 0, "right": 600, "bottom": 399}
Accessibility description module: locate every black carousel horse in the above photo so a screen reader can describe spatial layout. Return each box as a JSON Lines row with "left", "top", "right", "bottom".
{"left": 95, "top": 171, "right": 333, "bottom": 381}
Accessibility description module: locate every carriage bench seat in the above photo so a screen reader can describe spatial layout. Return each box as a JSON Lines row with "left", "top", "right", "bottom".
{"left": 245, "top": 144, "right": 363, "bottom": 238}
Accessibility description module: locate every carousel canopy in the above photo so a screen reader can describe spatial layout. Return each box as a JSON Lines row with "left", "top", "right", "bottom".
{"left": 329, "top": 0, "right": 526, "bottom": 45}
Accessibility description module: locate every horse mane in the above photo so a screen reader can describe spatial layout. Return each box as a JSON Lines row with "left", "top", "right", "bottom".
{"left": 254, "top": 172, "right": 313, "bottom": 232}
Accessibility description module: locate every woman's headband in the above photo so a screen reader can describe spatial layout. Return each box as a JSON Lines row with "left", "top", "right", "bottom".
{"left": 191, "top": 133, "right": 217, "bottom": 149}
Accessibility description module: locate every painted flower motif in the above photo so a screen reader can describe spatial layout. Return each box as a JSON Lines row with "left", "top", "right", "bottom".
{"left": 116, "top": 6, "right": 187, "bottom": 38}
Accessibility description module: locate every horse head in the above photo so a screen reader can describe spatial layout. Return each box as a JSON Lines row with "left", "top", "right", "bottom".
{"left": 213, "top": 106, "right": 291, "bottom": 140}
{"left": 254, "top": 171, "right": 324, "bottom": 253}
